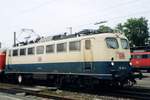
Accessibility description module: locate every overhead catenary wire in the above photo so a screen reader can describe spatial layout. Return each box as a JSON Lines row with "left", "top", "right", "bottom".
{"left": 18, "top": 0, "right": 57, "bottom": 14}
{"left": 68, "top": 0, "right": 141, "bottom": 20}
{"left": 9, "top": 0, "right": 150, "bottom": 34}
{"left": 15, "top": 0, "right": 141, "bottom": 18}
{"left": 61, "top": 0, "right": 148, "bottom": 29}
{"left": 1, "top": 0, "right": 150, "bottom": 47}
{"left": 73, "top": 9, "right": 150, "bottom": 28}
{"left": 7, "top": 0, "right": 58, "bottom": 36}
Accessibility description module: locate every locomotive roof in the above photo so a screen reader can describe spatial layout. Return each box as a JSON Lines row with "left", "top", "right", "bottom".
{"left": 10, "top": 33, "right": 126, "bottom": 49}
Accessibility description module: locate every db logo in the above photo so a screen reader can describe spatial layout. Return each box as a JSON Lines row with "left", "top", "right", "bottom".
{"left": 38, "top": 57, "right": 42, "bottom": 62}
{"left": 116, "top": 52, "right": 125, "bottom": 59}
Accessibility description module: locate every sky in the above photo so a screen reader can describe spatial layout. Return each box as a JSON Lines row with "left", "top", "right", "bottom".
{"left": 0, "top": 0, "right": 150, "bottom": 47}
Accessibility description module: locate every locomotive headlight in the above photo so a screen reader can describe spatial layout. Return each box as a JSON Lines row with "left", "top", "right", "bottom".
{"left": 129, "top": 62, "right": 132, "bottom": 66}
{"left": 129, "top": 58, "right": 132, "bottom": 66}
{"left": 111, "top": 62, "right": 114, "bottom": 66}
{"left": 111, "top": 57, "right": 114, "bottom": 66}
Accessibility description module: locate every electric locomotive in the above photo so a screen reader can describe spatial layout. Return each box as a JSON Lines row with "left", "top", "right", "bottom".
{"left": 4, "top": 32, "right": 135, "bottom": 86}
{"left": 131, "top": 46, "right": 150, "bottom": 72}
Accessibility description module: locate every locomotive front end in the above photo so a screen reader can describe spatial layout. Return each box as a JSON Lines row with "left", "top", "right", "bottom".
{"left": 104, "top": 33, "right": 135, "bottom": 86}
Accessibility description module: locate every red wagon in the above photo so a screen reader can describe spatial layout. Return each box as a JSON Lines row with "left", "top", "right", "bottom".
{"left": 131, "top": 46, "right": 150, "bottom": 72}
{"left": 0, "top": 52, "right": 6, "bottom": 73}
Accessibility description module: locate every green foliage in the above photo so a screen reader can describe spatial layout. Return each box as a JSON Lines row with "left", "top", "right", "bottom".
{"left": 113, "top": 17, "right": 149, "bottom": 47}
{"left": 123, "top": 17, "right": 149, "bottom": 47}
{"left": 97, "top": 25, "right": 113, "bottom": 33}
{"left": 115, "top": 23, "right": 124, "bottom": 33}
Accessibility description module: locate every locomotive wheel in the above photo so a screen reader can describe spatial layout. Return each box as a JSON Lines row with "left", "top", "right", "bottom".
{"left": 18, "top": 75, "right": 22, "bottom": 84}
{"left": 122, "top": 80, "right": 134, "bottom": 88}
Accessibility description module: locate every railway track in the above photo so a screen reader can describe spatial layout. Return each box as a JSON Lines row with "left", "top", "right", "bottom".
{"left": 0, "top": 82, "right": 150, "bottom": 100}
{"left": 0, "top": 83, "right": 75, "bottom": 100}
{"left": 103, "top": 87, "right": 150, "bottom": 100}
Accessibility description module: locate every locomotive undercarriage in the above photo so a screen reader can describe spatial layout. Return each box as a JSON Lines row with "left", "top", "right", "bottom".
{"left": 2, "top": 73, "right": 137, "bottom": 88}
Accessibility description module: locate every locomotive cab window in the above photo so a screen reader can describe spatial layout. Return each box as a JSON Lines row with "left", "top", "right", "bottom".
{"left": 106, "top": 38, "right": 119, "bottom": 49}
{"left": 57, "top": 43, "right": 67, "bottom": 52}
{"left": 69, "top": 41, "right": 80, "bottom": 51}
{"left": 28, "top": 47, "right": 35, "bottom": 55}
{"left": 85, "top": 40, "right": 91, "bottom": 50}
{"left": 36, "top": 46, "right": 44, "bottom": 54}
{"left": 121, "top": 38, "right": 129, "bottom": 49}
{"left": 13, "top": 49, "right": 18, "bottom": 56}
{"left": 20, "top": 48, "right": 26, "bottom": 56}
{"left": 46, "top": 44, "right": 54, "bottom": 53}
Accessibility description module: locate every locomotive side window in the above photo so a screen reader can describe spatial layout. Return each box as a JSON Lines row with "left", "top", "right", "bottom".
{"left": 28, "top": 47, "right": 35, "bottom": 55}
{"left": 46, "top": 45, "right": 54, "bottom": 53}
{"left": 133, "top": 54, "right": 150, "bottom": 59}
{"left": 57, "top": 43, "right": 67, "bottom": 52}
{"left": 69, "top": 41, "right": 80, "bottom": 51}
{"left": 143, "top": 55, "right": 148, "bottom": 58}
{"left": 148, "top": 54, "right": 150, "bottom": 58}
{"left": 13, "top": 49, "right": 18, "bottom": 56}
{"left": 133, "top": 55, "right": 142, "bottom": 59}
{"left": 133, "top": 55, "right": 144, "bottom": 59}
{"left": 36, "top": 46, "right": 44, "bottom": 54}
{"left": 20, "top": 48, "right": 26, "bottom": 56}
{"left": 121, "top": 39, "right": 129, "bottom": 49}
{"left": 106, "top": 38, "right": 119, "bottom": 49}
{"left": 85, "top": 40, "right": 91, "bottom": 50}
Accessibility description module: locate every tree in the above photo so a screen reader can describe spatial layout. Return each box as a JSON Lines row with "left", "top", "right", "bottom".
{"left": 97, "top": 25, "right": 113, "bottom": 33}
{"left": 123, "top": 17, "right": 149, "bottom": 47}
{"left": 115, "top": 23, "right": 124, "bottom": 33}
